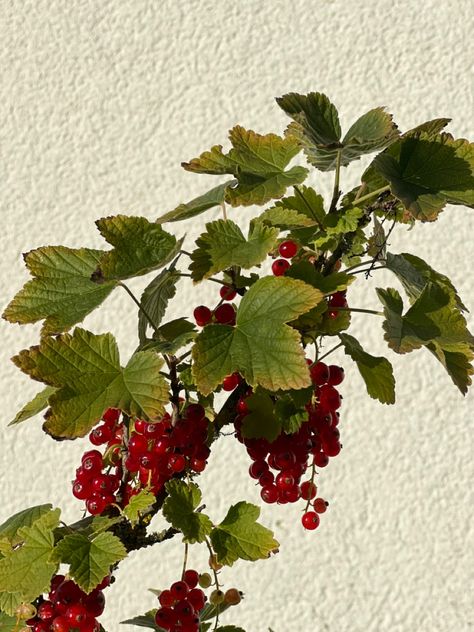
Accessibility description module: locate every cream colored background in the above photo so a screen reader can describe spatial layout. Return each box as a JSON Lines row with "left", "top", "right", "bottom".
{"left": 1, "top": 1, "right": 473, "bottom": 630}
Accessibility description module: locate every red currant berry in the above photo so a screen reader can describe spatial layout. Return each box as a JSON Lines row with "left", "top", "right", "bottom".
{"left": 158, "top": 589, "right": 175, "bottom": 608}
{"left": 193, "top": 305, "right": 212, "bottom": 327}
{"left": 310, "top": 361, "right": 330, "bottom": 385}
{"left": 313, "top": 452, "right": 329, "bottom": 468}
{"left": 102, "top": 408, "right": 121, "bottom": 425}
{"left": 183, "top": 569, "right": 199, "bottom": 589}
{"left": 190, "top": 458, "right": 207, "bottom": 473}
{"left": 85, "top": 493, "right": 108, "bottom": 516}
{"left": 249, "top": 460, "right": 268, "bottom": 480}
{"left": 174, "top": 599, "right": 195, "bottom": 620}
{"left": 313, "top": 497, "right": 329, "bottom": 513}
{"left": 272, "top": 259, "right": 290, "bottom": 276}
{"left": 214, "top": 303, "right": 236, "bottom": 325}
{"left": 220, "top": 285, "right": 237, "bottom": 301}
{"left": 329, "top": 291, "right": 347, "bottom": 308}
{"left": 302, "top": 510, "right": 320, "bottom": 530}
{"left": 89, "top": 424, "right": 114, "bottom": 446}
{"left": 155, "top": 607, "right": 177, "bottom": 630}
{"left": 276, "top": 471, "right": 295, "bottom": 491}
{"left": 81, "top": 450, "right": 103, "bottom": 474}
{"left": 278, "top": 240, "right": 298, "bottom": 258}
{"left": 187, "top": 588, "right": 206, "bottom": 611}
{"left": 328, "top": 365, "right": 345, "bottom": 386}
{"left": 261, "top": 484, "right": 279, "bottom": 503}
{"left": 72, "top": 479, "right": 92, "bottom": 500}
{"left": 186, "top": 404, "right": 205, "bottom": 421}
{"left": 51, "top": 617, "right": 70, "bottom": 632}
{"left": 222, "top": 372, "right": 240, "bottom": 391}
{"left": 319, "top": 384, "right": 342, "bottom": 411}
{"left": 83, "top": 589, "right": 105, "bottom": 617}
{"left": 170, "top": 580, "right": 189, "bottom": 600}
{"left": 66, "top": 603, "right": 88, "bottom": 627}
{"left": 37, "top": 601, "right": 55, "bottom": 621}
{"left": 167, "top": 453, "right": 186, "bottom": 473}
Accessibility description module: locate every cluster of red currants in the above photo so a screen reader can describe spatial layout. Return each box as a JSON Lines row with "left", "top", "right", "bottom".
{"left": 72, "top": 405, "right": 211, "bottom": 516}
{"left": 26, "top": 574, "right": 108, "bottom": 632}
{"left": 234, "top": 360, "right": 344, "bottom": 530}
{"left": 154, "top": 570, "right": 207, "bottom": 632}
{"left": 193, "top": 285, "right": 237, "bottom": 327}
{"left": 271, "top": 239, "right": 298, "bottom": 276}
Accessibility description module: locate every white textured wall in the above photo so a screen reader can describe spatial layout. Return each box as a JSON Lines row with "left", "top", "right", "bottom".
{"left": 1, "top": 1, "right": 473, "bottom": 630}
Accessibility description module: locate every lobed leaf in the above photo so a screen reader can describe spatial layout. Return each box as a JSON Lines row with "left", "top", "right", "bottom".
{"left": 190, "top": 219, "right": 279, "bottom": 283}
{"left": 123, "top": 489, "right": 156, "bottom": 526}
{"left": 162, "top": 480, "right": 213, "bottom": 544}
{"left": 12, "top": 328, "right": 169, "bottom": 439}
{"left": 192, "top": 276, "right": 322, "bottom": 395}
{"left": 0, "top": 505, "right": 53, "bottom": 547}
{"left": 138, "top": 267, "right": 181, "bottom": 344}
{"left": 94, "top": 215, "right": 179, "bottom": 280}
{"left": 53, "top": 531, "right": 126, "bottom": 594}
{"left": 2, "top": 246, "right": 116, "bottom": 335}
{"left": 210, "top": 501, "right": 279, "bottom": 566}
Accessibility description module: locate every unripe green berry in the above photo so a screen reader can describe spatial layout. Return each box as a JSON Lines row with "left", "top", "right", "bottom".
{"left": 210, "top": 589, "right": 225, "bottom": 605}
{"left": 198, "top": 572, "right": 212, "bottom": 589}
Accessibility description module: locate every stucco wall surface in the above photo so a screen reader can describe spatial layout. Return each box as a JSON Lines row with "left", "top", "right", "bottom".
{"left": 0, "top": 1, "right": 473, "bottom": 630}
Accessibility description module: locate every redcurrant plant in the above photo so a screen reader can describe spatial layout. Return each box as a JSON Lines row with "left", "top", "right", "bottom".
{"left": 1, "top": 92, "right": 473, "bottom": 632}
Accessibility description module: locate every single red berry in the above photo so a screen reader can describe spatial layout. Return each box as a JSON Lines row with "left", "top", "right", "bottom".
{"left": 329, "top": 291, "right": 347, "bottom": 308}
{"left": 89, "top": 423, "right": 114, "bottom": 446}
{"left": 66, "top": 603, "right": 88, "bottom": 627}
{"left": 236, "top": 397, "right": 249, "bottom": 415}
{"left": 258, "top": 470, "right": 274, "bottom": 487}
{"left": 214, "top": 303, "right": 236, "bottom": 325}
{"left": 155, "top": 607, "right": 177, "bottom": 630}
{"left": 102, "top": 407, "right": 121, "bottom": 425}
{"left": 276, "top": 471, "right": 295, "bottom": 491}
{"left": 319, "top": 384, "right": 342, "bottom": 411}
{"left": 51, "top": 617, "right": 70, "bottom": 632}
{"left": 310, "top": 361, "right": 330, "bottom": 385}
{"left": 323, "top": 440, "right": 342, "bottom": 457}
{"left": 261, "top": 484, "right": 279, "bottom": 503}
{"left": 222, "top": 372, "right": 240, "bottom": 391}
{"left": 313, "top": 497, "right": 329, "bottom": 513}
{"left": 186, "top": 404, "right": 205, "bottom": 421}
{"left": 81, "top": 450, "right": 103, "bottom": 475}
{"left": 96, "top": 574, "right": 111, "bottom": 590}
{"left": 328, "top": 365, "right": 345, "bottom": 386}
{"left": 85, "top": 493, "right": 108, "bottom": 516}
{"left": 159, "top": 589, "right": 175, "bottom": 608}
{"left": 187, "top": 587, "right": 206, "bottom": 611}
{"left": 167, "top": 453, "right": 186, "bottom": 473}
{"left": 190, "top": 458, "right": 207, "bottom": 473}
{"left": 278, "top": 240, "right": 298, "bottom": 258}
{"left": 183, "top": 569, "right": 200, "bottom": 589}
{"left": 300, "top": 481, "right": 317, "bottom": 500}
{"left": 170, "top": 580, "right": 189, "bottom": 600}
{"left": 37, "top": 601, "right": 55, "bottom": 621}
{"left": 134, "top": 419, "right": 147, "bottom": 434}
{"left": 83, "top": 589, "right": 105, "bottom": 617}
{"left": 220, "top": 285, "right": 237, "bottom": 301}
{"left": 249, "top": 460, "right": 268, "bottom": 480}
{"left": 174, "top": 599, "right": 195, "bottom": 620}
{"left": 313, "top": 452, "right": 329, "bottom": 468}
{"left": 193, "top": 305, "right": 212, "bottom": 327}
{"left": 272, "top": 259, "right": 290, "bottom": 276}
{"left": 72, "top": 479, "right": 92, "bottom": 500}
{"left": 33, "top": 622, "right": 50, "bottom": 632}
{"left": 302, "top": 510, "right": 320, "bottom": 530}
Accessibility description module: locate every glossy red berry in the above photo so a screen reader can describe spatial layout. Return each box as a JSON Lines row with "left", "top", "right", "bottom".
{"left": 102, "top": 407, "right": 121, "bottom": 425}
{"left": 300, "top": 481, "right": 317, "bottom": 500}
{"left": 272, "top": 258, "right": 290, "bottom": 276}
{"left": 170, "top": 580, "right": 189, "bottom": 600}
{"left": 159, "top": 589, "right": 175, "bottom": 608}
{"left": 155, "top": 607, "right": 177, "bottom": 630}
{"left": 183, "top": 569, "right": 200, "bottom": 589}
{"left": 313, "top": 452, "right": 329, "bottom": 468}
{"left": 167, "top": 453, "right": 186, "bottom": 473}
{"left": 214, "top": 303, "right": 236, "bottom": 325}
{"left": 37, "top": 602, "right": 55, "bottom": 621}
{"left": 193, "top": 305, "right": 212, "bottom": 327}
{"left": 328, "top": 365, "right": 345, "bottom": 386}
{"left": 66, "top": 603, "right": 88, "bottom": 627}
{"left": 313, "top": 497, "right": 329, "bottom": 513}
{"left": 51, "top": 617, "right": 70, "bottom": 632}
{"left": 278, "top": 240, "right": 298, "bottom": 258}
{"left": 302, "top": 510, "right": 320, "bottom": 530}
{"left": 261, "top": 484, "right": 279, "bottom": 503}
{"left": 222, "top": 372, "right": 240, "bottom": 391}
{"left": 310, "top": 361, "right": 330, "bottom": 386}
{"left": 220, "top": 285, "right": 237, "bottom": 301}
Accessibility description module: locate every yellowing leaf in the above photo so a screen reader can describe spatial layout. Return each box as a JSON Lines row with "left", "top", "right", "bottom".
{"left": 182, "top": 126, "right": 308, "bottom": 207}
{"left": 2, "top": 247, "right": 116, "bottom": 335}
{"left": 13, "top": 328, "right": 169, "bottom": 439}
{"left": 8, "top": 386, "right": 56, "bottom": 427}
{"left": 192, "top": 277, "right": 322, "bottom": 395}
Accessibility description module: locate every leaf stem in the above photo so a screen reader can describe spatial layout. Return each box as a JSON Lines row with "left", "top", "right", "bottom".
{"left": 118, "top": 282, "right": 160, "bottom": 333}
{"left": 336, "top": 307, "right": 384, "bottom": 316}
{"left": 343, "top": 185, "right": 391, "bottom": 209}
{"left": 317, "top": 342, "right": 343, "bottom": 363}
{"left": 181, "top": 542, "right": 189, "bottom": 580}
{"left": 204, "top": 537, "right": 221, "bottom": 630}
{"left": 328, "top": 149, "right": 342, "bottom": 214}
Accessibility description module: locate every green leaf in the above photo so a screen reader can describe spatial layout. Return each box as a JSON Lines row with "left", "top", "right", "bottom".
{"left": 322, "top": 207, "right": 365, "bottom": 235}
{"left": 8, "top": 386, "right": 56, "bottom": 427}
{"left": 258, "top": 186, "right": 325, "bottom": 229}
{"left": 0, "top": 611, "right": 18, "bottom": 630}
{"left": 13, "top": 328, "right": 169, "bottom": 439}
{"left": 210, "top": 501, "right": 279, "bottom": 566}
{"left": 339, "top": 333, "right": 395, "bottom": 404}
{"left": 370, "top": 134, "right": 474, "bottom": 221}
{"left": 2, "top": 247, "right": 116, "bottom": 335}
{"left": 190, "top": 218, "right": 279, "bottom": 282}
{"left": 162, "top": 480, "right": 213, "bottom": 544}
{"left": 140, "top": 318, "right": 197, "bottom": 355}
{"left": 192, "top": 276, "right": 322, "bottom": 395}
{"left": 94, "top": 216, "right": 178, "bottom": 281}
{"left": 183, "top": 126, "right": 308, "bottom": 207}
{"left": 241, "top": 390, "right": 282, "bottom": 442}
{"left": 0, "top": 504, "right": 53, "bottom": 547}
{"left": 385, "top": 252, "right": 467, "bottom": 311}
{"left": 199, "top": 602, "right": 233, "bottom": 622}
{"left": 138, "top": 267, "right": 181, "bottom": 344}
{"left": 0, "top": 509, "right": 60, "bottom": 609}
{"left": 377, "top": 285, "right": 474, "bottom": 394}
{"left": 286, "top": 261, "right": 355, "bottom": 294}
{"left": 52, "top": 531, "right": 126, "bottom": 594}
{"left": 156, "top": 181, "right": 235, "bottom": 223}
{"left": 367, "top": 216, "right": 386, "bottom": 259}
{"left": 277, "top": 92, "right": 398, "bottom": 171}
{"left": 123, "top": 489, "right": 156, "bottom": 525}
{"left": 274, "top": 395, "right": 308, "bottom": 434}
